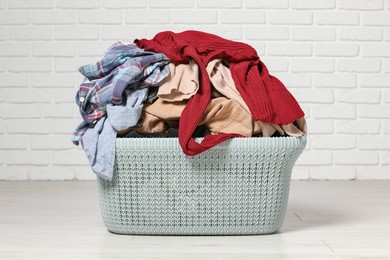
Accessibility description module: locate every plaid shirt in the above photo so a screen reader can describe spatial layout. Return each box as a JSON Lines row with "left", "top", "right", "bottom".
{"left": 72, "top": 42, "right": 170, "bottom": 144}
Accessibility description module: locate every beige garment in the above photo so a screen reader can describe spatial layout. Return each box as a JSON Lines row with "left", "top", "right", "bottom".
{"left": 157, "top": 59, "right": 199, "bottom": 102}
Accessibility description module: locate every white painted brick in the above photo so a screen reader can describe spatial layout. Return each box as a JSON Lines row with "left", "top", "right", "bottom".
{"left": 0, "top": 151, "right": 3, "bottom": 164}
{"left": 315, "top": 11, "right": 359, "bottom": 25}
{"left": 172, "top": 10, "right": 217, "bottom": 24}
{"left": 335, "top": 119, "right": 381, "bottom": 134}
{"left": 28, "top": 166, "right": 74, "bottom": 180}
{"left": 292, "top": 27, "right": 336, "bottom": 41}
{"left": 78, "top": 11, "right": 123, "bottom": 24}
{"left": 311, "top": 135, "right": 356, "bottom": 150}
{"left": 289, "top": 88, "right": 333, "bottom": 103}
{"left": 54, "top": 57, "right": 96, "bottom": 72}
{"left": 0, "top": 104, "right": 38, "bottom": 118}
{"left": 358, "top": 104, "right": 390, "bottom": 119}
{"left": 357, "top": 166, "right": 390, "bottom": 180}
{"left": 245, "top": 41, "right": 265, "bottom": 55}
{"left": 267, "top": 42, "right": 312, "bottom": 56}
{"left": 275, "top": 73, "right": 311, "bottom": 87}
{"left": 291, "top": 59, "right": 334, "bottom": 73}
{"left": 313, "top": 73, "right": 357, "bottom": 88}
{"left": 359, "top": 136, "right": 390, "bottom": 150}
{"left": 291, "top": 166, "right": 310, "bottom": 180}
{"left": 6, "top": 88, "right": 52, "bottom": 103}
{"left": 359, "top": 74, "right": 390, "bottom": 87}
{"left": 52, "top": 88, "right": 77, "bottom": 103}
{"left": 8, "top": 58, "right": 52, "bottom": 72}
{"left": 337, "top": 58, "right": 381, "bottom": 73}
{"left": 51, "top": 119, "right": 79, "bottom": 134}
{"left": 361, "top": 12, "right": 390, "bottom": 26}
{"left": 268, "top": 11, "right": 312, "bottom": 25}
{"left": 77, "top": 42, "right": 113, "bottom": 57}
{"left": 38, "top": 104, "right": 74, "bottom": 118}
{"left": 312, "top": 104, "right": 356, "bottom": 119}
{"left": 314, "top": 43, "right": 359, "bottom": 57}
{"left": 0, "top": 120, "right": 4, "bottom": 134}
{"left": 0, "top": 166, "right": 28, "bottom": 180}
{"left": 0, "top": 89, "right": 4, "bottom": 102}
{"left": 384, "top": 90, "right": 390, "bottom": 103}
{"left": 197, "top": 0, "right": 240, "bottom": 8}
{"left": 51, "top": 150, "right": 90, "bottom": 166}
{"left": 103, "top": 0, "right": 147, "bottom": 8}
{"left": 0, "top": 73, "right": 29, "bottom": 87}
{"left": 0, "top": 27, "right": 7, "bottom": 41}
{"left": 384, "top": 121, "right": 390, "bottom": 134}
{"left": 338, "top": 27, "right": 383, "bottom": 41}
{"left": 7, "top": 119, "right": 50, "bottom": 133}
{"left": 0, "top": 59, "right": 5, "bottom": 71}
{"left": 0, "top": 0, "right": 6, "bottom": 9}
{"left": 295, "top": 150, "right": 332, "bottom": 165}
{"left": 32, "top": 42, "right": 76, "bottom": 57}
{"left": 310, "top": 166, "right": 356, "bottom": 180}
{"left": 148, "top": 25, "right": 195, "bottom": 38}
{"left": 30, "top": 135, "right": 73, "bottom": 150}
{"left": 339, "top": 0, "right": 384, "bottom": 10}
{"left": 245, "top": 0, "right": 288, "bottom": 9}
{"left": 291, "top": 0, "right": 335, "bottom": 9}
{"left": 306, "top": 119, "right": 333, "bottom": 134}
{"left": 0, "top": 135, "right": 28, "bottom": 149}
{"left": 383, "top": 59, "right": 390, "bottom": 72}
{"left": 336, "top": 89, "right": 381, "bottom": 104}
{"left": 361, "top": 43, "right": 390, "bottom": 57}
{"left": 334, "top": 151, "right": 378, "bottom": 165}
{"left": 150, "top": 0, "right": 194, "bottom": 8}
{"left": 31, "top": 73, "right": 74, "bottom": 88}
{"left": 9, "top": 0, "right": 53, "bottom": 9}
{"left": 6, "top": 151, "right": 50, "bottom": 165}
{"left": 0, "top": 43, "right": 29, "bottom": 57}
{"left": 245, "top": 26, "right": 289, "bottom": 40}
{"left": 101, "top": 26, "right": 147, "bottom": 41}
{"left": 221, "top": 11, "right": 265, "bottom": 24}
{"left": 381, "top": 151, "right": 390, "bottom": 165}
{"left": 56, "top": 0, "right": 100, "bottom": 9}
{"left": 386, "top": 28, "right": 390, "bottom": 41}
{"left": 32, "top": 11, "right": 76, "bottom": 25}
{"left": 387, "top": 0, "right": 390, "bottom": 9}
{"left": 0, "top": 11, "right": 29, "bottom": 25}
{"left": 53, "top": 26, "right": 98, "bottom": 40}
{"left": 194, "top": 26, "right": 242, "bottom": 41}
{"left": 260, "top": 57, "right": 288, "bottom": 72}
{"left": 126, "top": 10, "right": 170, "bottom": 24}
{"left": 73, "top": 166, "right": 95, "bottom": 180}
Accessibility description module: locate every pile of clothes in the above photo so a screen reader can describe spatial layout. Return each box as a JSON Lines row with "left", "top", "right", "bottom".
{"left": 72, "top": 30, "right": 307, "bottom": 181}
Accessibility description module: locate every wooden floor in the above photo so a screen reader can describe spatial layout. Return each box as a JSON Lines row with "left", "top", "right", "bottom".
{"left": 0, "top": 181, "right": 389, "bottom": 259}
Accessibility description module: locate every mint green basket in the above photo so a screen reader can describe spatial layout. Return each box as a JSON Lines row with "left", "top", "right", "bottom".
{"left": 97, "top": 136, "right": 306, "bottom": 235}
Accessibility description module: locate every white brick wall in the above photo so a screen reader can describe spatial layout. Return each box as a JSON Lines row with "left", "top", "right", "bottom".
{"left": 0, "top": 0, "right": 389, "bottom": 180}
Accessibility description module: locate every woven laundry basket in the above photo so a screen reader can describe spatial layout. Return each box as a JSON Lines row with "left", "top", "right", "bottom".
{"left": 97, "top": 135, "right": 306, "bottom": 235}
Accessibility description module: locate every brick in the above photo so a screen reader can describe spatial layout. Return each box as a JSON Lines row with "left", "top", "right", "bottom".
{"left": 148, "top": 25, "right": 196, "bottom": 38}
{"left": 6, "top": 151, "right": 50, "bottom": 165}
{"left": 172, "top": 10, "right": 217, "bottom": 24}
{"left": 358, "top": 104, "right": 390, "bottom": 119}
{"left": 101, "top": 26, "right": 147, "bottom": 41}
{"left": 0, "top": 43, "right": 29, "bottom": 57}
{"left": 336, "top": 89, "right": 381, "bottom": 104}
{"left": 244, "top": 41, "right": 265, "bottom": 55}
{"left": 126, "top": 10, "right": 170, "bottom": 24}
{"left": 338, "top": 27, "right": 383, "bottom": 41}
{"left": 291, "top": 59, "right": 334, "bottom": 73}
{"left": 357, "top": 166, "right": 390, "bottom": 180}
{"left": 339, "top": 0, "right": 384, "bottom": 10}
{"left": 386, "top": 28, "right": 390, "bottom": 41}
{"left": 9, "top": 0, "right": 53, "bottom": 9}
{"left": 312, "top": 135, "right": 356, "bottom": 150}
{"left": 28, "top": 166, "right": 74, "bottom": 180}
{"left": 0, "top": 89, "right": 4, "bottom": 102}
{"left": 0, "top": 166, "right": 28, "bottom": 180}
{"left": 334, "top": 151, "right": 378, "bottom": 165}
{"left": 54, "top": 57, "right": 95, "bottom": 72}
{"left": 289, "top": 88, "right": 333, "bottom": 103}
{"left": 275, "top": 73, "right": 311, "bottom": 87}
{"left": 268, "top": 11, "right": 312, "bottom": 25}
{"left": 51, "top": 118, "right": 79, "bottom": 134}
{"left": 310, "top": 166, "right": 356, "bottom": 180}
{"left": 32, "top": 11, "right": 76, "bottom": 24}
{"left": 361, "top": 12, "right": 390, "bottom": 26}
{"left": 102, "top": 0, "right": 147, "bottom": 8}
{"left": 0, "top": 73, "right": 29, "bottom": 87}
{"left": 260, "top": 57, "right": 288, "bottom": 72}
{"left": 0, "top": 27, "right": 7, "bottom": 41}
{"left": 54, "top": 26, "right": 98, "bottom": 40}
{"left": 359, "top": 74, "right": 390, "bottom": 87}
{"left": 31, "top": 73, "right": 74, "bottom": 88}
{"left": 0, "top": 119, "right": 4, "bottom": 133}
{"left": 30, "top": 135, "right": 73, "bottom": 150}
{"left": 245, "top": 0, "right": 288, "bottom": 8}
{"left": 0, "top": 59, "right": 5, "bottom": 71}
{"left": 245, "top": 26, "right": 289, "bottom": 40}
{"left": 77, "top": 42, "right": 113, "bottom": 57}
{"left": 0, "top": 135, "right": 28, "bottom": 149}
{"left": 313, "top": 73, "right": 357, "bottom": 88}
{"left": 312, "top": 104, "right": 356, "bottom": 119}
{"left": 359, "top": 136, "right": 390, "bottom": 150}
{"left": 315, "top": 11, "right": 359, "bottom": 25}
{"left": 6, "top": 88, "right": 52, "bottom": 103}
{"left": 291, "top": 166, "right": 310, "bottom": 180}
{"left": 335, "top": 119, "right": 380, "bottom": 134}
{"left": 150, "top": 0, "right": 194, "bottom": 8}
{"left": 197, "top": 0, "right": 240, "bottom": 8}
{"left": 194, "top": 26, "right": 242, "bottom": 41}
{"left": 32, "top": 42, "right": 76, "bottom": 57}
{"left": 362, "top": 43, "right": 390, "bottom": 58}
{"left": 0, "top": 11, "right": 29, "bottom": 25}
{"left": 221, "top": 11, "right": 265, "bottom": 24}
{"left": 7, "top": 119, "right": 50, "bottom": 133}
{"left": 305, "top": 119, "right": 333, "bottom": 134}
{"left": 78, "top": 11, "right": 123, "bottom": 24}
{"left": 51, "top": 150, "right": 90, "bottom": 166}
{"left": 267, "top": 42, "right": 312, "bottom": 56}
{"left": 56, "top": 0, "right": 100, "bottom": 9}
{"left": 381, "top": 151, "right": 390, "bottom": 165}
{"left": 51, "top": 88, "right": 76, "bottom": 103}
{"left": 73, "top": 166, "right": 95, "bottom": 180}
{"left": 292, "top": 27, "right": 336, "bottom": 41}
{"left": 314, "top": 43, "right": 359, "bottom": 57}
{"left": 384, "top": 90, "right": 390, "bottom": 103}
{"left": 291, "top": 0, "right": 335, "bottom": 9}
{"left": 337, "top": 58, "right": 381, "bottom": 73}
{"left": 8, "top": 58, "right": 52, "bottom": 73}
{"left": 37, "top": 104, "right": 74, "bottom": 118}
{"left": 0, "top": 0, "right": 6, "bottom": 9}
{"left": 384, "top": 121, "right": 390, "bottom": 134}
{"left": 295, "top": 150, "right": 332, "bottom": 165}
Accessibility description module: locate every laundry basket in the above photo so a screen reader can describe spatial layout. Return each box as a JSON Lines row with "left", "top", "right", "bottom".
{"left": 97, "top": 135, "right": 306, "bottom": 235}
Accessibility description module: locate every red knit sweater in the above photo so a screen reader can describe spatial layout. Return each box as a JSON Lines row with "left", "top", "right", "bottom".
{"left": 135, "top": 30, "right": 304, "bottom": 155}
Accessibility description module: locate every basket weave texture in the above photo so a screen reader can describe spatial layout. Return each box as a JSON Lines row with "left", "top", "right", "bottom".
{"left": 97, "top": 136, "right": 306, "bottom": 235}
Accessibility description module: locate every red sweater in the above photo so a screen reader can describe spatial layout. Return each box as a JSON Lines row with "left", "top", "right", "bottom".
{"left": 135, "top": 30, "right": 304, "bottom": 155}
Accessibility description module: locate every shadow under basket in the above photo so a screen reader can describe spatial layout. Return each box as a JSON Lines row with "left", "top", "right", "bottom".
{"left": 97, "top": 135, "right": 307, "bottom": 235}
